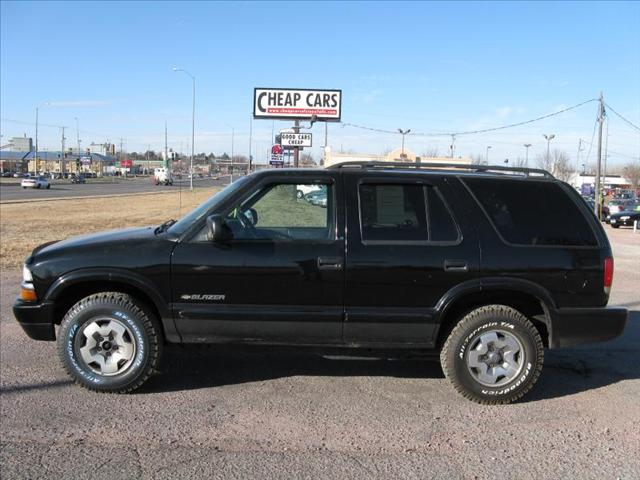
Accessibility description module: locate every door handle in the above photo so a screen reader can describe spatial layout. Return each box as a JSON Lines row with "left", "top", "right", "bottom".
{"left": 444, "top": 260, "right": 468, "bottom": 272}
{"left": 318, "top": 257, "right": 343, "bottom": 270}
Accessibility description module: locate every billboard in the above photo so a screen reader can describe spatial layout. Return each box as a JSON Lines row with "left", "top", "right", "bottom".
{"left": 280, "top": 132, "right": 312, "bottom": 148}
{"left": 254, "top": 88, "right": 342, "bottom": 121}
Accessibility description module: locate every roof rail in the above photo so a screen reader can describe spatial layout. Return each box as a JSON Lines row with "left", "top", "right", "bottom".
{"left": 328, "top": 161, "right": 554, "bottom": 179}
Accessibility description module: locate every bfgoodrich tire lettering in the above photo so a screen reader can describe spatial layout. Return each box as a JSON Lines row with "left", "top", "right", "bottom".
{"left": 440, "top": 305, "right": 544, "bottom": 405}
{"left": 57, "top": 292, "right": 163, "bottom": 393}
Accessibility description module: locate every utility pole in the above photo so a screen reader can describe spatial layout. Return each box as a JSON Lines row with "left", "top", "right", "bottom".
{"left": 576, "top": 139, "right": 584, "bottom": 182}
{"left": 75, "top": 117, "right": 80, "bottom": 157}
{"left": 164, "top": 122, "right": 168, "bottom": 169}
{"left": 595, "top": 92, "right": 605, "bottom": 220}
{"left": 486, "top": 145, "right": 491, "bottom": 164}
{"left": 524, "top": 144, "right": 532, "bottom": 166}
{"left": 248, "top": 113, "right": 253, "bottom": 173}
{"left": 60, "top": 127, "right": 66, "bottom": 174}
{"left": 147, "top": 144, "right": 151, "bottom": 174}
{"left": 450, "top": 134, "right": 456, "bottom": 158}
{"left": 34, "top": 107, "right": 39, "bottom": 174}
{"left": 293, "top": 119, "right": 300, "bottom": 167}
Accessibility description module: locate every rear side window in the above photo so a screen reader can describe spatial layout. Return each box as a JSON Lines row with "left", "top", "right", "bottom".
{"left": 464, "top": 178, "right": 597, "bottom": 247}
{"left": 359, "top": 184, "right": 459, "bottom": 243}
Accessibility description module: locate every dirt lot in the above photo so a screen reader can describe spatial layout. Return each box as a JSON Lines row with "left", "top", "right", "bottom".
{"left": 0, "top": 221, "right": 638, "bottom": 479}
{"left": 0, "top": 189, "right": 216, "bottom": 269}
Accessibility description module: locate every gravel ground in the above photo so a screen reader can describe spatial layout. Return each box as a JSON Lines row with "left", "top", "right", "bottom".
{"left": 1, "top": 227, "right": 638, "bottom": 479}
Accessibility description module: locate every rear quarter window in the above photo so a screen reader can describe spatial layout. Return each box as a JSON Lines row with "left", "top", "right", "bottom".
{"left": 463, "top": 178, "right": 598, "bottom": 247}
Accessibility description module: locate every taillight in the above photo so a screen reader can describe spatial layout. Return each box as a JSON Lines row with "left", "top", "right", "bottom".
{"left": 604, "top": 257, "right": 614, "bottom": 295}
{"left": 617, "top": 205, "right": 624, "bottom": 211}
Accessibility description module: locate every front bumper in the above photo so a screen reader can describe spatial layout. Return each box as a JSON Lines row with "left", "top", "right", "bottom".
{"left": 13, "top": 299, "right": 56, "bottom": 341}
{"left": 551, "top": 307, "right": 627, "bottom": 348}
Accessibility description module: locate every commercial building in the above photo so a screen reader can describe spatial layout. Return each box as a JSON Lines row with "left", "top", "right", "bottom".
{"left": 9, "top": 136, "right": 33, "bottom": 152}
{"left": 323, "top": 146, "right": 473, "bottom": 167}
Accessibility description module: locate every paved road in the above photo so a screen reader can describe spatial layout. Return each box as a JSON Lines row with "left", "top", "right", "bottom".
{"left": 0, "top": 176, "right": 229, "bottom": 202}
{"left": 0, "top": 229, "right": 638, "bottom": 479}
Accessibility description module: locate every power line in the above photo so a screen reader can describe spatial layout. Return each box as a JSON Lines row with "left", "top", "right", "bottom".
{"left": 604, "top": 102, "right": 640, "bottom": 131}
{"left": 584, "top": 118, "right": 598, "bottom": 165}
{"left": 341, "top": 99, "right": 598, "bottom": 137}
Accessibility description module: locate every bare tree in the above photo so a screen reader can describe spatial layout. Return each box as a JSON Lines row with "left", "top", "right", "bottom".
{"left": 536, "top": 149, "right": 574, "bottom": 181}
{"left": 623, "top": 161, "right": 640, "bottom": 189}
{"left": 421, "top": 147, "right": 439, "bottom": 158}
{"left": 512, "top": 157, "right": 527, "bottom": 168}
{"left": 300, "top": 153, "right": 316, "bottom": 166}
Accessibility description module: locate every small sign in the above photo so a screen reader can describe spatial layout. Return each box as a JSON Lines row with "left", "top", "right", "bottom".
{"left": 280, "top": 132, "right": 312, "bottom": 148}
{"left": 80, "top": 156, "right": 92, "bottom": 165}
{"left": 271, "top": 144, "right": 283, "bottom": 155}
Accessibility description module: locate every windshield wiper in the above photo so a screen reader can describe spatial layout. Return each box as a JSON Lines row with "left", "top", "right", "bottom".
{"left": 154, "top": 219, "right": 176, "bottom": 235}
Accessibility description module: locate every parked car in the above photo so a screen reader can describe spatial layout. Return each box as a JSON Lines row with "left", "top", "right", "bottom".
{"left": 13, "top": 163, "right": 627, "bottom": 404}
{"left": 21, "top": 175, "right": 50, "bottom": 189}
{"left": 296, "top": 184, "right": 321, "bottom": 199}
{"left": 71, "top": 175, "right": 87, "bottom": 184}
{"left": 304, "top": 189, "right": 328, "bottom": 208}
{"left": 13, "top": 172, "right": 24, "bottom": 178}
{"left": 2, "top": 171, "right": 13, "bottom": 177}
{"left": 606, "top": 200, "right": 637, "bottom": 223}
{"left": 609, "top": 210, "right": 640, "bottom": 228}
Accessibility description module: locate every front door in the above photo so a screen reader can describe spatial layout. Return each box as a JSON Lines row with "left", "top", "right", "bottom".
{"left": 171, "top": 172, "right": 345, "bottom": 344}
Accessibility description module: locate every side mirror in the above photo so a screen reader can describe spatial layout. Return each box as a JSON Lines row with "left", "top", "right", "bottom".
{"left": 206, "top": 214, "right": 232, "bottom": 242}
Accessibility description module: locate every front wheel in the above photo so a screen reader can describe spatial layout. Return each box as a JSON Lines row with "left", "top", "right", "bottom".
{"left": 57, "top": 292, "right": 163, "bottom": 393}
{"left": 46, "top": 184, "right": 51, "bottom": 189}
{"left": 440, "top": 305, "right": 544, "bottom": 404}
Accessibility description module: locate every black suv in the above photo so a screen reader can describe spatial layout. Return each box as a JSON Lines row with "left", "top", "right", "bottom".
{"left": 13, "top": 162, "right": 627, "bottom": 404}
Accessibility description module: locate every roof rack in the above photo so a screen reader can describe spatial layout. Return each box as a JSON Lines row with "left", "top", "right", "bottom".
{"left": 328, "top": 161, "right": 554, "bottom": 179}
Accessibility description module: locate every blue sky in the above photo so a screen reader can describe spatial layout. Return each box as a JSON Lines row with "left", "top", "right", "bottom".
{"left": 1, "top": 1, "right": 639, "bottom": 166}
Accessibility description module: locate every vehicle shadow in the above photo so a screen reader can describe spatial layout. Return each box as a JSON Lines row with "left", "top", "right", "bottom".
{"left": 142, "top": 311, "right": 639, "bottom": 402}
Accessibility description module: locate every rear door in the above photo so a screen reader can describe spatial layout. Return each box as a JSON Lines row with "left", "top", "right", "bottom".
{"left": 343, "top": 171, "right": 479, "bottom": 346}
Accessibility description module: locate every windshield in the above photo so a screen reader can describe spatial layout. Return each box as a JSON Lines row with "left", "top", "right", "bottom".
{"left": 167, "top": 176, "right": 251, "bottom": 236}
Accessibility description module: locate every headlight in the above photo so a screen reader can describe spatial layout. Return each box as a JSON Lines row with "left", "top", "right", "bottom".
{"left": 22, "top": 264, "right": 33, "bottom": 283}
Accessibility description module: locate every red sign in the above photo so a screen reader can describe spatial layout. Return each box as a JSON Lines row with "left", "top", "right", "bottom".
{"left": 271, "top": 144, "right": 283, "bottom": 155}
{"left": 120, "top": 159, "right": 133, "bottom": 168}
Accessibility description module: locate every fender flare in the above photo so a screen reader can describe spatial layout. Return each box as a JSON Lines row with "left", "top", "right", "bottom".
{"left": 45, "top": 268, "right": 180, "bottom": 342}
{"left": 435, "top": 277, "right": 557, "bottom": 344}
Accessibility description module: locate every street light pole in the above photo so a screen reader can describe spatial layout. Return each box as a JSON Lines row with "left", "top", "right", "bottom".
{"left": 225, "top": 124, "right": 235, "bottom": 181}
{"left": 173, "top": 67, "right": 196, "bottom": 191}
{"left": 485, "top": 145, "right": 491, "bottom": 164}
{"left": 397, "top": 129, "right": 411, "bottom": 159}
{"left": 524, "top": 143, "right": 532, "bottom": 166}
{"left": 34, "top": 102, "right": 51, "bottom": 174}
{"left": 543, "top": 134, "right": 555, "bottom": 161}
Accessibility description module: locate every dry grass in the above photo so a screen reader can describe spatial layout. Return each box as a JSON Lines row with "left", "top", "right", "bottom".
{"left": 0, "top": 189, "right": 218, "bottom": 268}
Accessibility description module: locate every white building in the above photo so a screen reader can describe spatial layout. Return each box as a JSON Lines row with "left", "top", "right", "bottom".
{"left": 568, "top": 173, "right": 631, "bottom": 190}
{"left": 323, "top": 147, "right": 472, "bottom": 168}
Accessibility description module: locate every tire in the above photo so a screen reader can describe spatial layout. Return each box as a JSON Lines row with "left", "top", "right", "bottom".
{"left": 57, "top": 292, "right": 163, "bottom": 393}
{"left": 611, "top": 224, "right": 619, "bottom": 228}
{"left": 46, "top": 184, "right": 50, "bottom": 189}
{"left": 440, "top": 305, "right": 544, "bottom": 405}
{"left": 296, "top": 190, "right": 303, "bottom": 199}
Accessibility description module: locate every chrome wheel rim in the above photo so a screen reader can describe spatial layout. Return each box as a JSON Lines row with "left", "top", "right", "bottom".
{"left": 466, "top": 329, "right": 524, "bottom": 387}
{"left": 77, "top": 317, "right": 136, "bottom": 376}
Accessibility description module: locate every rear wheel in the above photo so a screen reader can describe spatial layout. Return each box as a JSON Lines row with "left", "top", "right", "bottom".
{"left": 611, "top": 224, "right": 620, "bottom": 228}
{"left": 57, "top": 292, "right": 163, "bottom": 393}
{"left": 46, "top": 184, "right": 51, "bottom": 189}
{"left": 440, "top": 305, "right": 544, "bottom": 404}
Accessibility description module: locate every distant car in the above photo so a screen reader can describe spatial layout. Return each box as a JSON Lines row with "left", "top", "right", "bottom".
{"left": 606, "top": 200, "right": 637, "bottom": 223}
{"left": 609, "top": 210, "right": 640, "bottom": 228}
{"left": 13, "top": 172, "right": 23, "bottom": 178}
{"left": 304, "top": 189, "right": 328, "bottom": 208}
{"left": 71, "top": 175, "right": 87, "bottom": 184}
{"left": 296, "top": 184, "right": 322, "bottom": 199}
{"left": 21, "top": 176, "right": 50, "bottom": 189}
{"left": 2, "top": 172, "right": 13, "bottom": 177}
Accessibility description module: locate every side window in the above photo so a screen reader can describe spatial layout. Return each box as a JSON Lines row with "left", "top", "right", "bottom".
{"left": 226, "top": 183, "right": 332, "bottom": 241}
{"left": 359, "top": 183, "right": 460, "bottom": 243}
{"left": 464, "top": 178, "right": 598, "bottom": 246}
{"left": 426, "top": 187, "right": 459, "bottom": 242}
{"left": 360, "top": 184, "right": 428, "bottom": 241}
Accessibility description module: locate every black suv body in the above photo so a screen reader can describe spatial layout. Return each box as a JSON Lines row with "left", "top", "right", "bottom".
{"left": 13, "top": 163, "right": 627, "bottom": 403}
